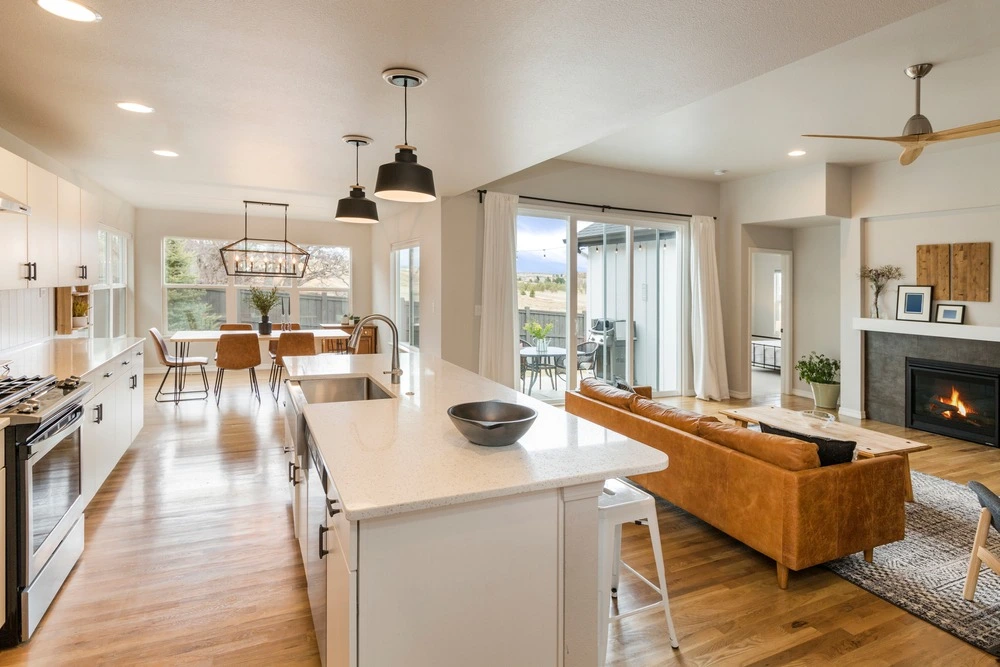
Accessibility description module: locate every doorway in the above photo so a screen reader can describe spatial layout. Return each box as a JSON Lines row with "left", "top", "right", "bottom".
{"left": 749, "top": 249, "right": 792, "bottom": 399}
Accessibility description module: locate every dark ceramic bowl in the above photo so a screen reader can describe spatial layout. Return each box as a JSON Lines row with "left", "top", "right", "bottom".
{"left": 447, "top": 401, "right": 537, "bottom": 447}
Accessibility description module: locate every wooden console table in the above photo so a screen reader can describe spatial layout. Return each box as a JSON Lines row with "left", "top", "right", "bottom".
{"left": 719, "top": 405, "right": 931, "bottom": 502}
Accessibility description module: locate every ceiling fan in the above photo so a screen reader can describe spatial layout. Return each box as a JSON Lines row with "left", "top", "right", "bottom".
{"left": 803, "top": 63, "right": 1000, "bottom": 165}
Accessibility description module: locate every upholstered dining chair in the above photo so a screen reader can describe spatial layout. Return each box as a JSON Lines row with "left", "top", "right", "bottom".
{"left": 270, "top": 331, "right": 315, "bottom": 399}
{"left": 149, "top": 327, "right": 210, "bottom": 402}
{"left": 219, "top": 323, "right": 254, "bottom": 331}
{"left": 963, "top": 481, "right": 1000, "bottom": 601}
{"left": 267, "top": 323, "right": 301, "bottom": 360}
{"left": 214, "top": 333, "right": 262, "bottom": 403}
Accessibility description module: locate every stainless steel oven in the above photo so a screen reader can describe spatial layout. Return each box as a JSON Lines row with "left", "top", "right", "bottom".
{"left": 21, "top": 404, "right": 84, "bottom": 585}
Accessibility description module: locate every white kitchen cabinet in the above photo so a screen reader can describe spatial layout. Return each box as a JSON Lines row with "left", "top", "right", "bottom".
{"left": 26, "top": 163, "right": 59, "bottom": 288}
{"left": 0, "top": 472, "right": 5, "bottom": 624}
{"left": 57, "top": 178, "right": 83, "bottom": 286}
{"left": 81, "top": 389, "right": 114, "bottom": 505}
{"left": 130, "top": 350, "right": 144, "bottom": 441}
{"left": 80, "top": 189, "right": 101, "bottom": 286}
{"left": 0, "top": 148, "right": 28, "bottom": 291}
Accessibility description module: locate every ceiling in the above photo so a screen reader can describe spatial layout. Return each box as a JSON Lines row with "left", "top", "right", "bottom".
{"left": 563, "top": 0, "right": 1000, "bottom": 181}
{"left": 0, "top": 0, "right": 945, "bottom": 218}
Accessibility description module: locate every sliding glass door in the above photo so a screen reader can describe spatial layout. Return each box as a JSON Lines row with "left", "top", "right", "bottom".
{"left": 517, "top": 209, "right": 686, "bottom": 403}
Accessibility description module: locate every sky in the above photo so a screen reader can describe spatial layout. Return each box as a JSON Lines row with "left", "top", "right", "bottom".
{"left": 516, "top": 215, "right": 589, "bottom": 275}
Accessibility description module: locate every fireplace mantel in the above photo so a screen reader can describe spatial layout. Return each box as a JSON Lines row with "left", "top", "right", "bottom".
{"left": 853, "top": 317, "right": 1000, "bottom": 343}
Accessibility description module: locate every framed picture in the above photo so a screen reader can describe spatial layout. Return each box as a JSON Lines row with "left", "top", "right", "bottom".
{"left": 935, "top": 303, "right": 966, "bottom": 324}
{"left": 896, "top": 285, "right": 932, "bottom": 322}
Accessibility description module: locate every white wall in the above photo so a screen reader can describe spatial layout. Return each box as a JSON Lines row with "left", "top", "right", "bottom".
{"left": 440, "top": 159, "right": 720, "bottom": 375}
{"left": 134, "top": 208, "right": 373, "bottom": 364}
{"left": 371, "top": 200, "right": 443, "bottom": 358}
{"left": 751, "top": 252, "right": 782, "bottom": 338}
{"left": 791, "top": 224, "right": 840, "bottom": 394}
{"left": 839, "top": 140, "right": 1000, "bottom": 417}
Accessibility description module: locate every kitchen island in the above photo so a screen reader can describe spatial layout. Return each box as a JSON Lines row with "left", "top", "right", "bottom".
{"left": 283, "top": 352, "right": 667, "bottom": 667}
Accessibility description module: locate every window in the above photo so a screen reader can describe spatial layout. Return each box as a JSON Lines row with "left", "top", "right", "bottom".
{"left": 92, "top": 228, "right": 130, "bottom": 338}
{"left": 392, "top": 245, "right": 419, "bottom": 349}
{"left": 161, "top": 238, "right": 352, "bottom": 332}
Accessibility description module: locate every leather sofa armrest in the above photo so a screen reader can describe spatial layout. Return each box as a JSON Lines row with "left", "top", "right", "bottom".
{"left": 782, "top": 455, "right": 906, "bottom": 570}
{"left": 634, "top": 386, "right": 653, "bottom": 399}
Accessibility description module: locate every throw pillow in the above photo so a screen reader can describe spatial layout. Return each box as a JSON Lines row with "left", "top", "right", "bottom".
{"left": 758, "top": 422, "right": 857, "bottom": 467}
{"left": 578, "top": 377, "right": 634, "bottom": 410}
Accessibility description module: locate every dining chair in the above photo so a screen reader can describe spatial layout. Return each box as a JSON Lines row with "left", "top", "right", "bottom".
{"left": 214, "top": 333, "right": 262, "bottom": 404}
{"left": 149, "top": 327, "right": 210, "bottom": 402}
{"left": 268, "top": 323, "right": 301, "bottom": 361}
{"left": 963, "top": 480, "right": 1000, "bottom": 601}
{"left": 270, "top": 331, "right": 316, "bottom": 399}
{"left": 219, "top": 323, "right": 253, "bottom": 331}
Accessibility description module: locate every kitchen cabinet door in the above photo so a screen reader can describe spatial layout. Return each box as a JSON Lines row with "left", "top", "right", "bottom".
{"left": 57, "top": 178, "right": 82, "bottom": 286}
{"left": 306, "top": 457, "right": 329, "bottom": 666}
{"left": 81, "top": 395, "right": 103, "bottom": 505}
{"left": 0, "top": 472, "right": 5, "bottom": 623}
{"left": 26, "top": 163, "right": 59, "bottom": 288}
{"left": 0, "top": 148, "right": 28, "bottom": 290}
{"left": 327, "top": 520, "right": 357, "bottom": 667}
{"left": 130, "top": 369, "right": 144, "bottom": 443}
{"left": 114, "top": 370, "right": 132, "bottom": 467}
{"left": 80, "top": 189, "right": 101, "bottom": 286}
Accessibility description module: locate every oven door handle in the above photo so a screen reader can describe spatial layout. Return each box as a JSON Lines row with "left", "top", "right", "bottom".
{"left": 25, "top": 406, "right": 84, "bottom": 458}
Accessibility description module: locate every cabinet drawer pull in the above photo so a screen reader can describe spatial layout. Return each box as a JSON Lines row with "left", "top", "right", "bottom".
{"left": 94, "top": 404, "right": 103, "bottom": 424}
{"left": 319, "top": 524, "right": 330, "bottom": 559}
{"left": 326, "top": 497, "right": 341, "bottom": 517}
{"left": 136, "top": 351, "right": 143, "bottom": 356}
{"left": 288, "top": 461, "right": 301, "bottom": 485}
{"left": 103, "top": 371, "right": 114, "bottom": 378}
{"left": 121, "top": 359, "right": 131, "bottom": 366}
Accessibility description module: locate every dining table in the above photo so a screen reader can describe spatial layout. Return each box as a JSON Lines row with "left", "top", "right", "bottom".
{"left": 169, "top": 329, "right": 350, "bottom": 389}
{"left": 520, "top": 346, "right": 567, "bottom": 396}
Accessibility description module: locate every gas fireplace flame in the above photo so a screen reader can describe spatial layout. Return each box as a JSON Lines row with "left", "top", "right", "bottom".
{"left": 937, "top": 386, "right": 972, "bottom": 419}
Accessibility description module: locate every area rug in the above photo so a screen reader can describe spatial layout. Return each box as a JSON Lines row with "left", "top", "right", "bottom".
{"left": 825, "top": 471, "right": 1000, "bottom": 656}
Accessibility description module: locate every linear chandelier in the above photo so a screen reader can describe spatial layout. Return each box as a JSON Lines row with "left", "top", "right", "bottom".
{"left": 219, "top": 200, "right": 310, "bottom": 278}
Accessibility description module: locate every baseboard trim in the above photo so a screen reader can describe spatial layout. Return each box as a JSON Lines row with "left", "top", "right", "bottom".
{"left": 791, "top": 388, "right": 813, "bottom": 399}
{"left": 839, "top": 407, "right": 865, "bottom": 420}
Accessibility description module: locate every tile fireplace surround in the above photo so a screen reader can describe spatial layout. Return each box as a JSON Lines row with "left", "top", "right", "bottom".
{"left": 865, "top": 331, "right": 1000, "bottom": 439}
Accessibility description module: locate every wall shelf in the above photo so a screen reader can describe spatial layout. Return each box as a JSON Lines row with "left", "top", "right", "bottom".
{"left": 852, "top": 317, "right": 1000, "bottom": 343}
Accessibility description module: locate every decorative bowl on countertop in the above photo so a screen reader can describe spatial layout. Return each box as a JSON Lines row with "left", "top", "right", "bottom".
{"left": 447, "top": 401, "right": 537, "bottom": 447}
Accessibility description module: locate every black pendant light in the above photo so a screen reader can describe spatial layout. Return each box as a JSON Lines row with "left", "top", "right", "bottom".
{"left": 375, "top": 68, "right": 436, "bottom": 203}
{"left": 335, "top": 135, "right": 379, "bottom": 224}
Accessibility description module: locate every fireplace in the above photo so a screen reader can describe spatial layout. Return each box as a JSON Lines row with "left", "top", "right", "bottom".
{"left": 906, "top": 357, "right": 999, "bottom": 447}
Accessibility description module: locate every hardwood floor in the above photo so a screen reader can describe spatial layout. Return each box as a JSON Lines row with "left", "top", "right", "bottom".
{"left": 604, "top": 392, "right": 1000, "bottom": 666}
{"left": 0, "top": 375, "right": 319, "bottom": 665}
{"left": 1, "top": 379, "right": 998, "bottom": 664}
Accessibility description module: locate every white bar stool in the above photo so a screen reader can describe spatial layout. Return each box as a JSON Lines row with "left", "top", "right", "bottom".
{"left": 597, "top": 478, "right": 679, "bottom": 665}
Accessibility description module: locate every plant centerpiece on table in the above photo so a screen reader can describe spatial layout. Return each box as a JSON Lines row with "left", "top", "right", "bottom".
{"left": 248, "top": 287, "right": 281, "bottom": 335}
{"left": 795, "top": 352, "right": 841, "bottom": 410}
{"left": 859, "top": 264, "right": 903, "bottom": 319}
{"left": 71, "top": 298, "right": 90, "bottom": 329}
{"left": 523, "top": 321, "right": 554, "bottom": 353}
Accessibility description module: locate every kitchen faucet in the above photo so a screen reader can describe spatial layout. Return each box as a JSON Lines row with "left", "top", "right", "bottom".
{"left": 349, "top": 314, "right": 403, "bottom": 383}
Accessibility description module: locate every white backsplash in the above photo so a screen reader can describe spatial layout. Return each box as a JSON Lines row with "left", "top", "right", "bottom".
{"left": 0, "top": 288, "right": 53, "bottom": 355}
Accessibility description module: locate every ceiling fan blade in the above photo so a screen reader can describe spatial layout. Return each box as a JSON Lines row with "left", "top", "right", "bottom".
{"left": 899, "top": 146, "right": 924, "bottom": 165}
{"left": 802, "top": 133, "right": 918, "bottom": 145}
{"left": 923, "top": 119, "right": 1000, "bottom": 142}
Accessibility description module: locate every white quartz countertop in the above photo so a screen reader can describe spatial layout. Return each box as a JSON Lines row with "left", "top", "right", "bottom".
{"left": 3, "top": 337, "right": 145, "bottom": 378}
{"left": 285, "top": 352, "right": 667, "bottom": 521}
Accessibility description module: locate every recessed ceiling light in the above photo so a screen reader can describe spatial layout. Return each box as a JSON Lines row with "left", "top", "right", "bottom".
{"left": 36, "top": 0, "right": 102, "bottom": 22}
{"left": 117, "top": 102, "right": 154, "bottom": 114}
{"left": 152, "top": 150, "right": 178, "bottom": 157}
{"left": 787, "top": 150, "right": 807, "bottom": 157}
{"left": 713, "top": 169, "right": 728, "bottom": 176}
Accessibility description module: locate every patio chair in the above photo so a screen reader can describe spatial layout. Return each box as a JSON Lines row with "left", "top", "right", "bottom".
{"left": 555, "top": 341, "right": 600, "bottom": 383}
{"left": 963, "top": 481, "right": 1000, "bottom": 601}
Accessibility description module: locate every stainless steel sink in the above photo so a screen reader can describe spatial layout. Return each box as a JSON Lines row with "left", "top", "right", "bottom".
{"left": 292, "top": 376, "right": 395, "bottom": 404}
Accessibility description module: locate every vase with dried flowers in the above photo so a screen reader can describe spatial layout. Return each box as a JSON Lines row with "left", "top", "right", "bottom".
{"left": 859, "top": 265, "right": 904, "bottom": 319}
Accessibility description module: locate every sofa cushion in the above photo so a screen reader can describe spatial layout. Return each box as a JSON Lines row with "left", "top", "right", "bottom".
{"left": 628, "top": 397, "right": 719, "bottom": 435}
{"left": 579, "top": 377, "right": 635, "bottom": 409}
{"left": 759, "top": 422, "right": 857, "bottom": 467}
{"left": 696, "top": 421, "right": 820, "bottom": 471}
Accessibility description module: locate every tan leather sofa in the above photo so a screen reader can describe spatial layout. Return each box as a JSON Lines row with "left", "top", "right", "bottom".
{"left": 566, "top": 379, "right": 906, "bottom": 588}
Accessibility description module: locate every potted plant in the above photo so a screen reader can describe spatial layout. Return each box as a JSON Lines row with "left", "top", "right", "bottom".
{"left": 795, "top": 352, "right": 841, "bottom": 410}
{"left": 523, "top": 321, "right": 554, "bottom": 353}
{"left": 71, "top": 298, "right": 89, "bottom": 329}
{"left": 248, "top": 287, "right": 281, "bottom": 335}
{"left": 859, "top": 265, "right": 903, "bottom": 319}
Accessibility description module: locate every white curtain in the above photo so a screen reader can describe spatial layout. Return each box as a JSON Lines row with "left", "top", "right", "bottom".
{"left": 478, "top": 192, "right": 519, "bottom": 387}
{"left": 690, "top": 215, "right": 730, "bottom": 400}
